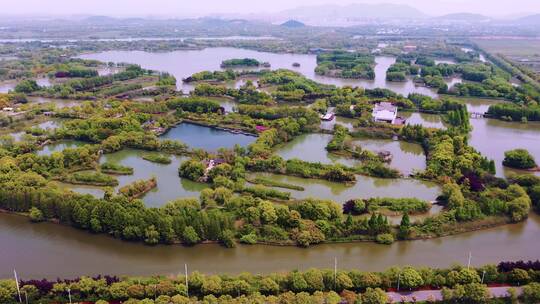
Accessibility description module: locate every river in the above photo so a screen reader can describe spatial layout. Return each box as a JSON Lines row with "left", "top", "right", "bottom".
{"left": 78, "top": 48, "right": 460, "bottom": 97}
{"left": 1, "top": 212, "right": 538, "bottom": 279}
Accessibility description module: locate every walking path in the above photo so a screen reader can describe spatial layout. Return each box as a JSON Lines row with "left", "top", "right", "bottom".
{"left": 387, "top": 286, "right": 522, "bottom": 302}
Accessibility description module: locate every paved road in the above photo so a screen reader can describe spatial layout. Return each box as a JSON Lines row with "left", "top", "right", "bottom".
{"left": 387, "top": 286, "right": 522, "bottom": 302}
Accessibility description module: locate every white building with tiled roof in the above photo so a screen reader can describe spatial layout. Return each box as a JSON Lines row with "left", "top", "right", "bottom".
{"left": 372, "top": 102, "right": 397, "bottom": 124}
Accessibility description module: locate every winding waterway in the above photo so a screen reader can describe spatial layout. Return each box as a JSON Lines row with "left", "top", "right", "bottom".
{"left": 1, "top": 212, "right": 539, "bottom": 279}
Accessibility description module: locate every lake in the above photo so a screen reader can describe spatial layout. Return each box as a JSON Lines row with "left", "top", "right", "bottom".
{"left": 78, "top": 49, "right": 460, "bottom": 97}
{"left": 1, "top": 211, "right": 538, "bottom": 279}
{"left": 161, "top": 123, "right": 256, "bottom": 151}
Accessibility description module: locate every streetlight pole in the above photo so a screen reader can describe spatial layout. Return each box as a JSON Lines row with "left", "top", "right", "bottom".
{"left": 481, "top": 270, "right": 486, "bottom": 284}
{"left": 13, "top": 269, "right": 22, "bottom": 303}
{"left": 334, "top": 257, "right": 337, "bottom": 290}
{"left": 467, "top": 252, "right": 472, "bottom": 270}
{"left": 24, "top": 291, "right": 28, "bottom": 304}
{"left": 67, "top": 287, "right": 72, "bottom": 304}
{"left": 185, "top": 263, "right": 189, "bottom": 298}
{"left": 397, "top": 272, "right": 401, "bottom": 292}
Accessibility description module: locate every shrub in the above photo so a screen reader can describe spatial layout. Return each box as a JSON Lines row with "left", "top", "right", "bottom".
{"left": 29, "top": 207, "right": 44, "bottom": 222}
{"left": 375, "top": 233, "right": 394, "bottom": 245}
{"left": 503, "top": 149, "right": 537, "bottom": 169}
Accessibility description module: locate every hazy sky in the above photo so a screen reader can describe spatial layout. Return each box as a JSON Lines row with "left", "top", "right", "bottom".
{"left": 2, "top": 0, "right": 540, "bottom": 17}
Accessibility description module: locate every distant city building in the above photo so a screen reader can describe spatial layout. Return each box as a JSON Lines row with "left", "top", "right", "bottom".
{"left": 372, "top": 102, "right": 397, "bottom": 124}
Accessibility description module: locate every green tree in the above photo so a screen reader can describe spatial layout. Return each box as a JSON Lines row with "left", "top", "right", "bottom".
{"left": 182, "top": 226, "right": 200, "bottom": 246}
{"left": 399, "top": 267, "right": 424, "bottom": 290}
{"left": 29, "top": 206, "right": 44, "bottom": 222}
{"left": 362, "top": 287, "right": 388, "bottom": 304}
{"left": 503, "top": 149, "right": 537, "bottom": 169}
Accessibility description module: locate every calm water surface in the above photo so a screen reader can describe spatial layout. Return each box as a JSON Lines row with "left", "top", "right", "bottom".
{"left": 161, "top": 123, "right": 256, "bottom": 151}
{"left": 351, "top": 138, "right": 426, "bottom": 175}
{"left": 79, "top": 49, "right": 458, "bottom": 97}
{"left": 250, "top": 172, "right": 440, "bottom": 203}
{"left": 98, "top": 149, "right": 208, "bottom": 206}
{"left": 1, "top": 212, "right": 539, "bottom": 279}
{"left": 36, "top": 140, "right": 88, "bottom": 156}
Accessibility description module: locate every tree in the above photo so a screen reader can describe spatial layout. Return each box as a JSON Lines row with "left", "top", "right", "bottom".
{"left": 503, "top": 149, "right": 537, "bottom": 169}
{"left": 510, "top": 268, "right": 530, "bottom": 285}
{"left": 522, "top": 282, "right": 540, "bottom": 303}
{"left": 182, "top": 226, "right": 200, "bottom": 246}
{"left": 144, "top": 225, "right": 160, "bottom": 245}
{"left": 259, "top": 278, "right": 280, "bottom": 295}
{"left": 303, "top": 269, "right": 325, "bottom": 292}
{"left": 14, "top": 79, "right": 40, "bottom": 93}
{"left": 29, "top": 207, "right": 44, "bottom": 222}
{"left": 220, "top": 229, "right": 236, "bottom": 248}
{"left": 398, "top": 213, "right": 410, "bottom": 239}
{"left": 362, "top": 288, "right": 388, "bottom": 304}
{"left": 399, "top": 267, "right": 424, "bottom": 290}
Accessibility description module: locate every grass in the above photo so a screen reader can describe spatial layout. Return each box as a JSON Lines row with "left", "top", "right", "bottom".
{"left": 62, "top": 171, "right": 119, "bottom": 186}
{"left": 142, "top": 153, "right": 172, "bottom": 164}
{"left": 248, "top": 177, "right": 305, "bottom": 191}
{"left": 100, "top": 162, "right": 134, "bottom": 175}
{"left": 475, "top": 38, "right": 540, "bottom": 57}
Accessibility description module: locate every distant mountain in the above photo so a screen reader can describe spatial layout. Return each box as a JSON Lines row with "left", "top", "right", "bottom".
{"left": 281, "top": 20, "right": 305, "bottom": 28}
{"left": 435, "top": 13, "right": 491, "bottom": 22}
{"left": 279, "top": 3, "right": 428, "bottom": 22}
{"left": 513, "top": 14, "right": 540, "bottom": 25}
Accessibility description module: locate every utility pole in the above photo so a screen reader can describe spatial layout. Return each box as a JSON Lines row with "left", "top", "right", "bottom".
{"left": 13, "top": 269, "right": 22, "bottom": 303}
{"left": 185, "top": 263, "right": 189, "bottom": 298}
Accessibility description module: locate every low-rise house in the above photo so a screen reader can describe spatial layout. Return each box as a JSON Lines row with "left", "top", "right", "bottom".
{"left": 372, "top": 102, "right": 398, "bottom": 124}
{"left": 321, "top": 113, "right": 335, "bottom": 121}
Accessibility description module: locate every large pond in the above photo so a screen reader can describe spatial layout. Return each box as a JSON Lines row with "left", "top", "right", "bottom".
{"left": 449, "top": 97, "right": 540, "bottom": 178}
{"left": 401, "top": 112, "right": 447, "bottom": 129}
{"left": 470, "top": 118, "right": 540, "bottom": 178}
{"left": 36, "top": 140, "right": 87, "bottom": 156}
{"left": 351, "top": 138, "right": 426, "bottom": 175}
{"left": 276, "top": 133, "right": 359, "bottom": 167}
{"left": 100, "top": 149, "right": 207, "bottom": 206}
{"left": 161, "top": 123, "right": 256, "bottom": 151}
{"left": 275, "top": 133, "right": 426, "bottom": 175}
{"left": 78, "top": 48, "right": 459, "bottom": 97}
{"left": 1, "top": 212, "right": 539, "bottom": 279}
{"left": 249, "top": 172, "right": 440, "bottom": 203}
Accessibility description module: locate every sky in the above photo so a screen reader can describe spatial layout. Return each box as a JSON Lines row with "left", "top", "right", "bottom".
{"left": 2, "top": 0, "right": 540, "bottom": 18}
